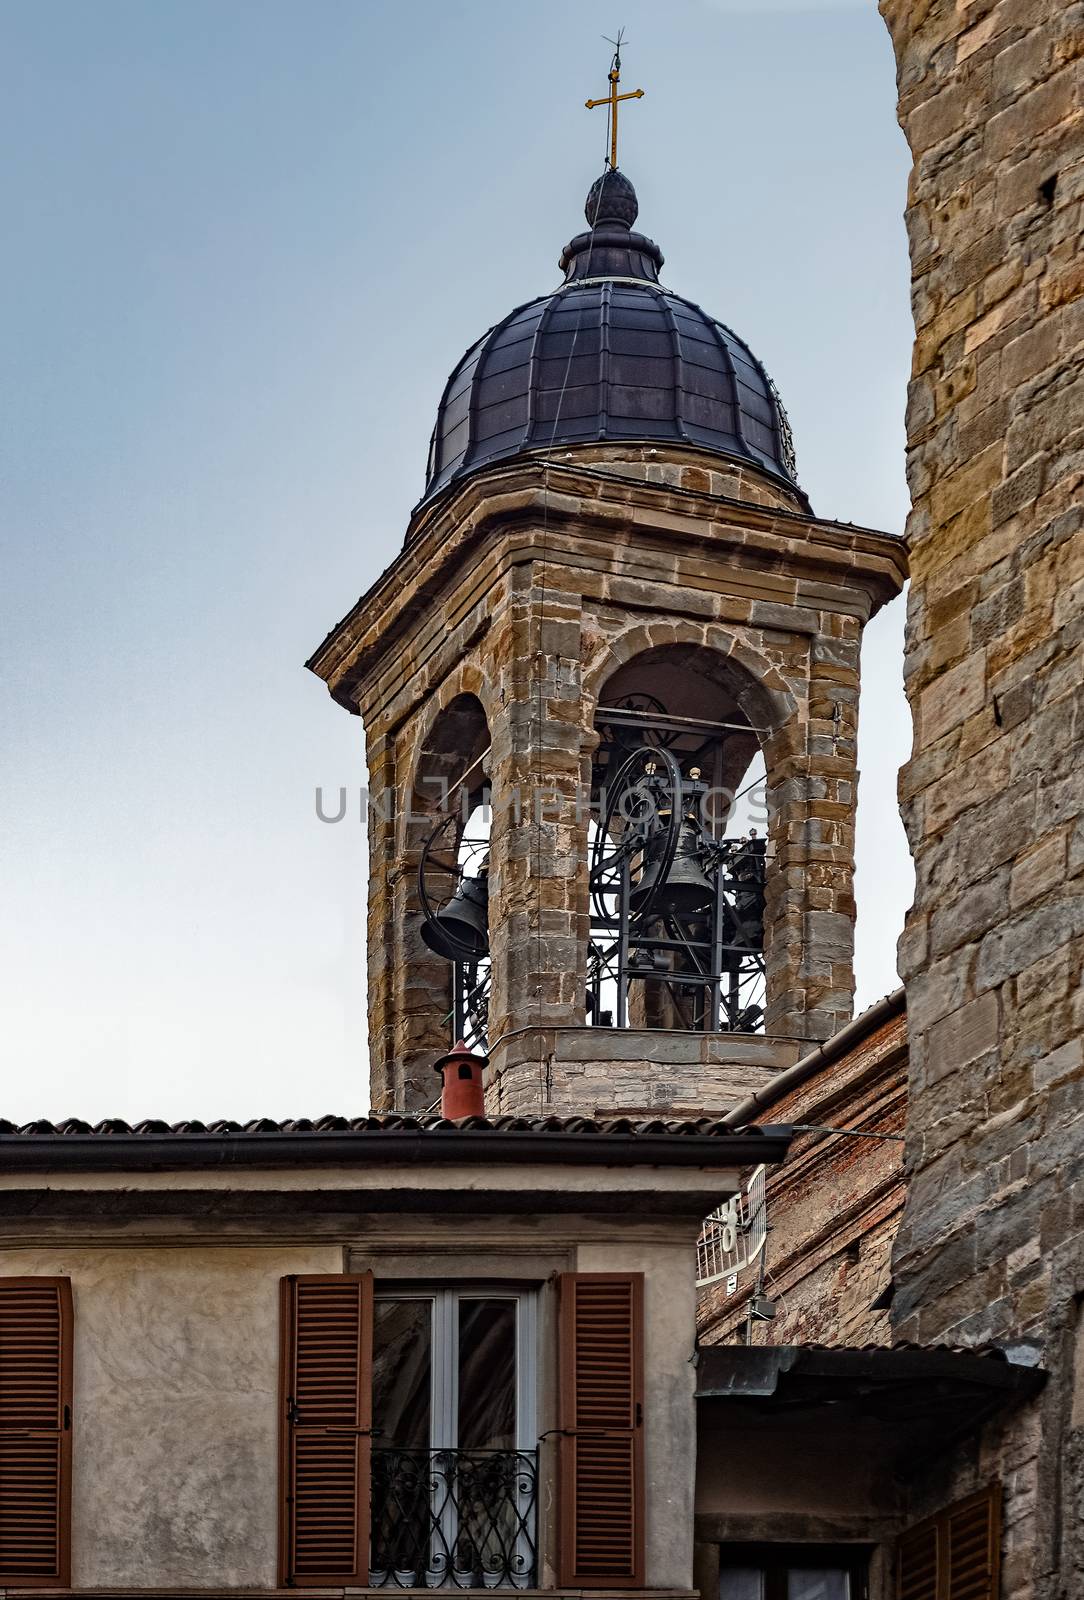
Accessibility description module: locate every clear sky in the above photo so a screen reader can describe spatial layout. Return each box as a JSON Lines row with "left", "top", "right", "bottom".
{"left": 2, "top": 0, "right": 913, "bottom": 1122}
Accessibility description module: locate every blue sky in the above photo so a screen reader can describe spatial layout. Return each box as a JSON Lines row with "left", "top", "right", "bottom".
{"left": 2, "top": 0, "right": 912, "bottom": 1120}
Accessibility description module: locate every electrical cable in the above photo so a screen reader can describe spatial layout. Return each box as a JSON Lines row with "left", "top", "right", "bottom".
{"left": 788, "top": 1122, "right": 906, "bottom": 1143}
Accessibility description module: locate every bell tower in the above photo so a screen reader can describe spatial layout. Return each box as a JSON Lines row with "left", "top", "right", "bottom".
{"left": 308, "top": 162, "right": 906, "bottom": 1116}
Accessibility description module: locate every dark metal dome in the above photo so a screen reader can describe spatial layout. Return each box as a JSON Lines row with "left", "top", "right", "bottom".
{"left": 419, "top": 170, "right": 799, "bottom": 514}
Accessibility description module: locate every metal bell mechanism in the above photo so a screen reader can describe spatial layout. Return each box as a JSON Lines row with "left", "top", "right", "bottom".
{"left": 721, "top": 832, "right": 767, "bottom": 951}
{"left": 420, "top": 868, "right": 490, "bottom": 961}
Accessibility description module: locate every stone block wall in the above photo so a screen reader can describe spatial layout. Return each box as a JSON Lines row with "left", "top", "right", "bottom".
{"left": 879, "top": 0, "right": 1083, "bottom": 1592}
{"left": 485, "top": 1027, "right": 803, "bottom": 1118}
{"left": 882, "top": 0, "right": 1083, "bottom": 1342}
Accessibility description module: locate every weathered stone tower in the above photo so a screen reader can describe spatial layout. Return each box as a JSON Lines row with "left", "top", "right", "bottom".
{"left": 878, "top": 0, "right": 1084, "bottom": 1590}
{"left": 308, "top": 167, "right": 906, "bottom": 1115}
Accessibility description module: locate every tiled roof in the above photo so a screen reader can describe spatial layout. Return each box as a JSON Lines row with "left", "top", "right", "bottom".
{"left": 0, "top": 1112, "right": 792, "bottom": 1174}
{"left": 0, "top": 1113, "right": 783, "bottom": 1139}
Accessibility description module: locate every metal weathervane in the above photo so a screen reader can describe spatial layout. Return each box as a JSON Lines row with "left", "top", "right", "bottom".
{"left": 585, "top": 30, "right": 644, "bottom": 171}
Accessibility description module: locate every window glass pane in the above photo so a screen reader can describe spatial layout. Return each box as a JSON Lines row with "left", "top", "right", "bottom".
{"left": 458, "top": 1298, "right": 516, "bottom": 1449}
{"left": 719, "top": 1569, "right": 765, "bottom": 1600}
{"left": 788, "top": 1570, "right": 850, "bottom": 1600}
{"left": 373, "top": 1299, "right": 431, "bottom": 1448}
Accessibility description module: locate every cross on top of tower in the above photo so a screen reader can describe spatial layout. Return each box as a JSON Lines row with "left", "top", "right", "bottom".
{"left": 585, "top": 31, "right": 644, "bottom": 172}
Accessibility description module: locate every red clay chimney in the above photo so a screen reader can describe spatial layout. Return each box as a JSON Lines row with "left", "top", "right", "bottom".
{"left": 434, "top": 1040, "right": 487, "bottom": 1119}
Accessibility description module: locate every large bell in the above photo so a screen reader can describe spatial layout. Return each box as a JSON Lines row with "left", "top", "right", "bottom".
{"left": 421, "top": 870, "right": 489, "bottom": 961}
{"left": 631, "top": 816, "right": 716, "bottom": 917}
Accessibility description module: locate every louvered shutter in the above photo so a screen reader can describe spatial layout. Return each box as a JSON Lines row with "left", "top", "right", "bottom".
{"left": 897, "top": 1484, "right": 1000, "bottom": 1600}
{"left": 280, "top": 1273, "right": 373, "bottom": 1587}
{"left": 945, "top": 1486, "right": 1000, "bottom": 1600}
{"left": 898, "top": 1517, "right": 938, "bottom": 1600}
{"left": 0, "top": 1278, "right": 73, "bottom": 1589}
{"left": 557, "top": 1272, "right": 645, "bottom": 1588}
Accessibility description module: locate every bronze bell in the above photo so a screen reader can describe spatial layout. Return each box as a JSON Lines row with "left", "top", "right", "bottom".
{"left": 631, "top": 816, "right": 715, "bottom": 917}
{"left": 421, "top": 869, "right": 489, "bottom": 961}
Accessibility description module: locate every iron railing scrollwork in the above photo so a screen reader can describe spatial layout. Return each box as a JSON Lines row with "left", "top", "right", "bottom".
{"left": 370, "top": 1447, "right": 538, "bottom": 1589}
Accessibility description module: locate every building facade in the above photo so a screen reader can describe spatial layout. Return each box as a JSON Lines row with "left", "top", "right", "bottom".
{"left": 689, "top": 4, "right": 1084, "bottom": 1594}
{"left": 0, "top": 1113, "right": 786, "bottom": 1592}
{"left": 3, "top": 6, "right": 1081, "bottom": 1593}
{"left": 0, "top": 155, "right": 914, "bottom": 1597}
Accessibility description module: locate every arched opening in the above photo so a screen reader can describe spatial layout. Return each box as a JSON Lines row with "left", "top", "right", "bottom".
{"left": 407, "top": 694, "right": 492, "bottom": 1057}
{"left": 588, "top": 645, "right": 774, "bottom": 1036}
{"left": 409, "top": 694, "right": 491, "bottom": 823}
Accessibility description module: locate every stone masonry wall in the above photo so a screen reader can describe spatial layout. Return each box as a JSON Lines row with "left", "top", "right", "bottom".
{"left": 486, "top": 1027, "right": 804, "bottom": 1119}
{"left": 880, "top": 2, "right": 1083, "bottom": 1594}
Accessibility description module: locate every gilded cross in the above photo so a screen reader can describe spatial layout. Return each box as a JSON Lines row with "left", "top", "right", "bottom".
{"left": 585, "top": 38, "right": 644, "bottom": 172}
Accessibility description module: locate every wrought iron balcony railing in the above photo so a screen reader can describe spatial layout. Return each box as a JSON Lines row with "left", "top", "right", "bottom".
{"left": 370, "top": 1447, "right": 538, "bottom": 1590}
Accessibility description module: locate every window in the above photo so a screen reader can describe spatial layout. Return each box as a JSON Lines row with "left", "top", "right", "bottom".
{"left": 719, "top": 1545, "right": 869, "bottom": 1600}
{"left": 370, "top": 1287, "right": 537, "bottom": 1589}
{"left": 280, "top": 1271, "right": 646, "bottom": 1591}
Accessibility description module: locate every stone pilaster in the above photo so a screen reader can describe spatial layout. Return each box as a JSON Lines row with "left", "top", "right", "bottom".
{"left": 482, "top": 565, "right": 590, "bottom": 1050}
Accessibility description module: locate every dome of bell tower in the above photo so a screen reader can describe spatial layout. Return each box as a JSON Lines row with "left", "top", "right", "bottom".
{"left": 419, "top": 169, "right": 801, "bottom": 517}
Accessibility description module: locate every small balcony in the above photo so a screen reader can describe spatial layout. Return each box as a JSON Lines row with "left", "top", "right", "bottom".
{"left": 370, "top": 1446, "right": 539, "bottom": 1589}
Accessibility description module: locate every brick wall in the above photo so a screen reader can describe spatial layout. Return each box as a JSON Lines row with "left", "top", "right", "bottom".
{"left": 880, "top": 1, "right": 1083, "bottom": 1592}
{"left": 700, "top": 1001, "right": 907, "bottom": 1349}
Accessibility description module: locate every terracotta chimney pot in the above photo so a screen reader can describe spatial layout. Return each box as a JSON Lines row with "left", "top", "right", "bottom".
{"left": 434, "top": 1040, "right": 487, "bottom": 1120}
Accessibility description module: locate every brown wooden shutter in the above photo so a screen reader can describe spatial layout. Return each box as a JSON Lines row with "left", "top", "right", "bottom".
{"left": 898, "top": 1517, "right": 938, "bottom": 1600}
{"left": 557, "top": 1272, "right": 645, "bottom": 1588}
{"left": 280, "top": 1273, "right": 373, "bottom": 1587}
{"left": 945, "top": 1486, "right": 1001, "bottom": 1600}
{"left": 0, "top": 1277, "right": 73, "bottom": 1589}
{"left": 897, "top": 1484, "right": 1000, "bottom": 1600}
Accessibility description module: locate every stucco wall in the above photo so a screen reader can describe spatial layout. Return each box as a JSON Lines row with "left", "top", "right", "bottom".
{"left": 696, "top": 1405, "right": 900, "bottom": 1524}
{"left": 694, "top": 1406, "right": 900, "bottom": 1600}
{"left": 0, "top": 1245, "right": 343, "bottom": 1589}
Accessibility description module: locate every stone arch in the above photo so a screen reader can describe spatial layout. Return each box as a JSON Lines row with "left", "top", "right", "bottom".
{"left": 598, "top": 643, "right": 762, "bottom": 820}
{"left": 404, "top": 689, "right": 491, "bottom": 851}
{"left": 584, "top": 627, "right": 814, "bottom": 1038}
{"left": 583, "top": 618, "right": 797, "bottom": 740}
